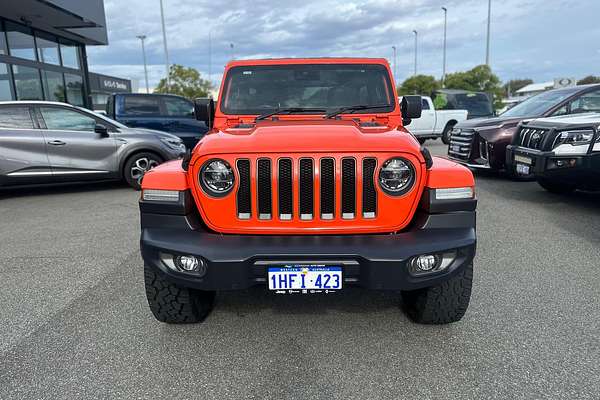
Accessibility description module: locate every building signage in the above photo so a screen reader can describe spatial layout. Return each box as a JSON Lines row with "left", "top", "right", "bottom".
{"left": 554, "top": 78, "right": 576, "bottom": 88}
{"left": 101, "top": 78, "right": 129, "bottom": 91}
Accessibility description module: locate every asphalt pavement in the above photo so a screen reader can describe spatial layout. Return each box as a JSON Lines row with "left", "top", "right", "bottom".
{"left": 1, "top": 141, "right": 599, "bottom": 399}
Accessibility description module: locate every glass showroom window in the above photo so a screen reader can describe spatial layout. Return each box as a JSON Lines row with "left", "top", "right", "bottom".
{"left": 60, "top": 42, "right": 80, "bottom": 69}
{"left": 65, "top": 73, "right": 84, "bottom": 106}
{"left": 0, "top": 63, "right": 11, "bottom": 100}
{"left": 13, "top": 65, "right": 42, "bottom": 100}
{"left": 5, "top": 22, "right": 36, "bottom": 61}
{"left": 42, "top": 70, "right": 65, "bottom": 102}
{"left": 36, "top": 34, "right": 60, "bottom": 65}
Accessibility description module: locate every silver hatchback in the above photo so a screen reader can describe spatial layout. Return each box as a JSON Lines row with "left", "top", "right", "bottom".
{"left": 0, "top": 101, "right": 186, "bottom": 189}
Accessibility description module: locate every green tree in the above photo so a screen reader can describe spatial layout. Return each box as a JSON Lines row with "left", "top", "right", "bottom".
{"left": 502, "top": 79, "right": 533, "bottom": 97}
{"left": 154, "top": 64, "right": 212, "bottom": 99}
{"left": 397, "top": 75, "right": 440, "bottom": 97}
{"left": 577, "top": 75, "right": 600, "bottom": 85}
{"left": 444, "top": 65, "right": 503, "bottom": 108}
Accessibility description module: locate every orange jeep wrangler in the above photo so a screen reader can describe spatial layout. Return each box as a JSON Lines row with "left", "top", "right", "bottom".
{"left": 139, "top": 58, "right": 477, "bottom": 325}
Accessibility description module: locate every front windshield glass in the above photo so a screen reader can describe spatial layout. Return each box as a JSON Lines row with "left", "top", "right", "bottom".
{"left": 500, "top": 88, "right": 576, "bottom": 118}
{"left": 220, "top": 63, "right": 395, "bottom": 115}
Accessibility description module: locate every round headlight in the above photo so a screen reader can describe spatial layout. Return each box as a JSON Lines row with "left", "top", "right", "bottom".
{"left": 378, "top": 158, "right": 415, "bottom": 195}
{"left": 199, "top": 159, "right": 234, "bottom": 196}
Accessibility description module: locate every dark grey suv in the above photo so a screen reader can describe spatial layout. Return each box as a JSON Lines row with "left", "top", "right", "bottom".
{"left": 0, "top": 101, "right": 186, "bottom": 189}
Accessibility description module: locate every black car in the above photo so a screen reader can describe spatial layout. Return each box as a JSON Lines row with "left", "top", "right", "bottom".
{"left": 506, "top": 113, "right": 600, "bottom": 193}
{"left": 448, "top": 84, "right": 600, "bottom": 176}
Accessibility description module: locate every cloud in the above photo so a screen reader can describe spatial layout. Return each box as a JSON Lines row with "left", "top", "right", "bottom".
{"left": 88, "top": 0, "right": 600, "bottom": 89}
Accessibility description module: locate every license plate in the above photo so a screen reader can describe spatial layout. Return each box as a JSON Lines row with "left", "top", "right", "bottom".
{"left": 516, "top": 164, "right": 530, "bottom": 175}
{"left": 268, "top": 265, "right": 342, "bottom": 293}
{"left": 514, "top": 154, "right": 532, "bottom": 165}
{"left": 451, "top": 145, "right": 461, "bottom": 152}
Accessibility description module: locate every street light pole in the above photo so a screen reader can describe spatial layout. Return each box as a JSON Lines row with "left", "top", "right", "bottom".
{"left": 442, "top": 7, "right": 447, "bottom": 86}
{"left": 208, "top": 30, "right": 212, "bottom": 90}
{"left": 136, "top": 35, "right": 149, "bottom": 94}
{"left": 392, "top": 46, "right": 397, "bottom": 84}
{"left": 159, "top": 0, "right": 170, "bottom": 91}
{"left": 413, "top": 30, "right": 418, "bottom": 76}
{"left": 485, "top": 0, "right": 491, "bottom": 66}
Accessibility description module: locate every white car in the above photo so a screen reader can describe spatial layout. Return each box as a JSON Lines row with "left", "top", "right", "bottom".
{"left": 404, "top": 96, "right": 468, "bottom": 144}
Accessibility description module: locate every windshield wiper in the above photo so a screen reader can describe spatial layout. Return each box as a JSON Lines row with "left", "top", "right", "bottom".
{"left": 255, "top": 107, "right": 326, "bottom": 121}
{"left": 324, "top": 104, "right": 393, "bottom": 119}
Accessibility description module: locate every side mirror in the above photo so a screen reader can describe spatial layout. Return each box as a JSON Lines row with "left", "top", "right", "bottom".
{"left": 194, "top": 98, "right": 215, "bottom": 129}
{"left": 95, "top": 123, "right": 109, "bottom": 137}
{"left": 401, "top": 95, "right": 423, "bottom": 126}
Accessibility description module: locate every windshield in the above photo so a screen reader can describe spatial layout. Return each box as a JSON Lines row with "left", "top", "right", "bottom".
{"left": 500, "top": 88, "right": 577, "bottom": 118}
{"left": 220, "top": 64, "right": 395, "bottom": 115}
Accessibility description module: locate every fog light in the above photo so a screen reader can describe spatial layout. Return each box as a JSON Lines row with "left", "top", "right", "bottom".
{"left": 409, "top": 251, "right": 458, "bottom": 276}
{"left": 415, "top": 255, "right": 438, "bottom": 271}
{"left": 175, "top": 255, "right": 200, "bottom": 271}
{"left": 160, "top": 253, "right": 207, "bottom": 276}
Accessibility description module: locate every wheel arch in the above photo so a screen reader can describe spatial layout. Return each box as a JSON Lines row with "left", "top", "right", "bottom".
{"left": 120, "top": 148, "right": 166, "bottom": 179}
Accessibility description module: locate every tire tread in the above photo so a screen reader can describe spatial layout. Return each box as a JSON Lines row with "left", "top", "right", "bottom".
{"left": 401, "top": 263, "right": 473, "bottom": 324}
{"left": 144, "top": 264, "right": 214, "bottom": 324}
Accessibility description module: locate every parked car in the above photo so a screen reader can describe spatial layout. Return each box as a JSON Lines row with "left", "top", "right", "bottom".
{"left": 105, "top": 93, "right": 209, "bottom": 149}
{"left": 139, "top": 58, "right": 477, "bottom": 325}
{"left": 403, "top": 96, "right": 468, "bottom": 144}
{"left": 506, "top": 113, "right": 600, "bottom": 193}
{"left": 0, "top": 101, "right": 186, "bottom": 190}
{"left": 448, "top": 84, "right": 600, "bottom": 176}
{"left": 434, "top": 89, "right": 495, "bottom": 120}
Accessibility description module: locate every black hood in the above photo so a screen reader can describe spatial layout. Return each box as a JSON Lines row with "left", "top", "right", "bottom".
{"left": 455, "top": 115, "right": 525, "bottom": 130}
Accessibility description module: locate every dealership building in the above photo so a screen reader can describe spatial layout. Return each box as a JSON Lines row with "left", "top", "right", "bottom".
{"left": 0, "top": 0, "right": 132, "bottom": 110}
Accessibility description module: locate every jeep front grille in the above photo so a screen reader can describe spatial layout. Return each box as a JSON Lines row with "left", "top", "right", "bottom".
{"left": 235, "top": 156, "right": 378, "bottom": 222}
{"left": 448, "top": 128, "right": 475, "bottom": 160}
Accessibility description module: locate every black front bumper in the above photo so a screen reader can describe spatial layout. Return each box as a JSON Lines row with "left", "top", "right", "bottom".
{"left": 506, "top": 145, "right": 600, "bottom": 187}
{"left": 140, "top": 202, "right": 476, "bottom": 291}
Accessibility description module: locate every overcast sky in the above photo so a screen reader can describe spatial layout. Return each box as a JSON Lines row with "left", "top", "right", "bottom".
{"left": 87, "top": 0, "right": 600, "bottom": 91}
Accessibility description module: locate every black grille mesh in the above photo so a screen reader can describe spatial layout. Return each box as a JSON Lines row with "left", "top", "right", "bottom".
{"left": 257, "top": 159, "right": 272, "bottom": 218}
{"left": 362, "top": 158, "right": 377, "bottom": 216}
{"left": 320, "top": 158, "right": 335, "bottom": 217}
{"left": 278, "top": 159, "right": 293, "bottom": 217}
{"left": 236, "top": 159, "right": 251, "bottom": 217}
{"left": 341, "top": 158, "right": 356, "bottom": 217}
{"left": 299, "top": 159, "right": 314, "bottom": 217}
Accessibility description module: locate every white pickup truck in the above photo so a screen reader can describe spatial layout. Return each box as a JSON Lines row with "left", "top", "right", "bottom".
{"left": 404, "top": 96, "right": 468, "bottom": 144}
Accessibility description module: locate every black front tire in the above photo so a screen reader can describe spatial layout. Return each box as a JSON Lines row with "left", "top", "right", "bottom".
{"left": 441, "top": 123, "right": 455, "bottom": 145}
{"left": 123, "top": 152, "right": 163, "bottom": 190}
{"left": 401, "top": 263, "right": 473, "bottom": 324}
{"left": 144, "top": 264, "right": 215, "bottom": 324}
{"left": 537, "top": 178, "right": 576, "bottom": 194}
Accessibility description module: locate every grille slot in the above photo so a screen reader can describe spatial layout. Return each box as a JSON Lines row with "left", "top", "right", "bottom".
{"left": 341, "top": 158, "right": 356, "bottom": 219}
{"left": 320, "top": 158, "right": 335, "bottom": 219}
{"left": 257, "top": 159, "right": 272, "bottom": 219}
{"left": 236, "top": 159, "right": 251, "bottom": 219}
{"left": 362, "top": 158, "right": 377, "bottom": 218}
{"left": 278, "top": 158, "right": 293, "bottom": 220}
{"left": 299, "top": 158, "right": 314, "bottom": 220}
